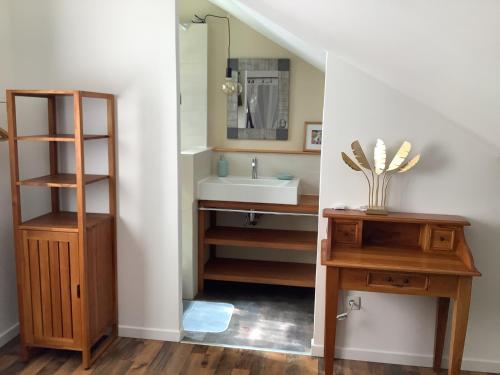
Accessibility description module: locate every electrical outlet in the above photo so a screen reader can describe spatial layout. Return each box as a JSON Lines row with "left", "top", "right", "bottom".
{"left": 348, "top": 296, "right": 361, "bottom": 310}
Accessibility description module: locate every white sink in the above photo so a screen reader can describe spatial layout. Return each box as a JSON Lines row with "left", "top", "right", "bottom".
{"left": 198, "top": 176, "right": 300, "bottom": 205}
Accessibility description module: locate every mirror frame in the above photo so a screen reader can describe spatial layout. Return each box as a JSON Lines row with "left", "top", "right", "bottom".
{"left": 227, "top": 58, "right": 290, "bottom": 140}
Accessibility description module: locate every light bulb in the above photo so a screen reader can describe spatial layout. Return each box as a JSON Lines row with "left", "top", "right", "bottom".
{"left": 221, "top": 78, "right": 242, "bottom": 96}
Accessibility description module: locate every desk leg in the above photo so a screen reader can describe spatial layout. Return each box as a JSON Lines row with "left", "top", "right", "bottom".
{"left": 433, "top": 297, "right": 450, "bottom": 372}
{"left": 324, "top": 267, "right": 339, "bottom": 375}
{"left": 448, "top": 277, "right": 472, "bottom": 375}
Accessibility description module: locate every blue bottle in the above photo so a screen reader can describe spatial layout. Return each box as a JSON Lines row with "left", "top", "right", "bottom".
{"left": 218, "top": 154, "right": 229, "bottom": 177}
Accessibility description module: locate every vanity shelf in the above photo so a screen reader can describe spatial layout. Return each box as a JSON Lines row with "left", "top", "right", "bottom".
{"left": 205, "top": 226, "right": 317, "bottom": 251}
{"left": 198, "top": 195, "right": 319, "bottom": 292}
{"left": 204, "top": 258, "right": 316, "bottom": 288}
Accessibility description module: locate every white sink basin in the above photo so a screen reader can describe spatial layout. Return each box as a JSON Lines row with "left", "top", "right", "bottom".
{"left": 198, "top": 176, "right": 300, "bottom": 205}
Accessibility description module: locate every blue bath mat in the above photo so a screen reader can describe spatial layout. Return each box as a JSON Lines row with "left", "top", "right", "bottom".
{"left": 183, "top": 301, "right": 234, "bottom": 333}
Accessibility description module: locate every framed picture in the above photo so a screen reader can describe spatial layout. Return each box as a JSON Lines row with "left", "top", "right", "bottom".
{"left": 303, "top": 121, "right": 322, "bottom": 152}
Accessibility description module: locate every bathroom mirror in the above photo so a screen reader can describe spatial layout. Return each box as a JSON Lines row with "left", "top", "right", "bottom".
{"left": 227, "top": 58, "right": 289, "bottom": 140}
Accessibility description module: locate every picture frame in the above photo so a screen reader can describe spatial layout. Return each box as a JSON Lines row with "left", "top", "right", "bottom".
{"left": 303, "top": 121, "right": 322, "bottom": 152}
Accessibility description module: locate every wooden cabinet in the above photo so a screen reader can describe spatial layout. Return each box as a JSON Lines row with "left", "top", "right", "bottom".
{"left": 6, "top": 90, "right": 117, "bottom": 369}
{"left": 19, "top": 230, "right": 81, "bottom": 349}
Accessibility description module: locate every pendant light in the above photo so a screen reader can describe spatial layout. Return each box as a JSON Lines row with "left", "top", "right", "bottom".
{"left": 193, "top": 14, "right": 242, "bottom": 96}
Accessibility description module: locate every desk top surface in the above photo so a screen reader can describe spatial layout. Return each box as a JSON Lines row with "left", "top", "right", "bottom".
{"left": 323, "top": 209, "right": 470, "bottom": 226}
{"left": 321, "top": 241, "right": 480, "bottom": 276}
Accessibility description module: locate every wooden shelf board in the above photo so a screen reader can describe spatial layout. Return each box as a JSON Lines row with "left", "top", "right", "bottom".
{"left": 212, "top": 147, "right": 320, "bottom": 156}
{"left": 200, "top": 195, "right": 319, "bottom": 215}
{"left": 204, "top": 258, "right": 316, "bottom": 287}
{"left": 16, "top": 134, "right": 109, "bottom": 142}
{"left": 20, "top": 212, "right": 112, "bottom": 232}
{"left": 322, "top": 244, "right": 479, "bottom": 276}
{"left": 18, "top": 173, "right": 109, "bottom": 188}
{"left": 323, "top": 209, "right": 470, "bottom": 226}
{"left": 8, "top": 89, "right": 113, "bottom": 99}
{"left": 205, "top": 226, "right": 317, "bottom": 251}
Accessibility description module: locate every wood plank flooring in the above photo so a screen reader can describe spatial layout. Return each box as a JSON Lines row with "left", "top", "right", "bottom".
{"left": 0, "top": 337, "right": 495, "bottom": 375}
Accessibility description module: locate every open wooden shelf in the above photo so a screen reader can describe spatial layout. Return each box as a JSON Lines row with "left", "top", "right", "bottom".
{"left": 20, "top": 211, "right": 112, "bottom": 232}
{"left": 7, "top": 89, "right": 114, "bottom": 99}
{"left": 16, "top": 134, "right": 109, "bottom": 142}
{"left": 204, "top": 258, "right": 316, "bottom": 287}
{"left": 17, "top": 173, "right": 109, "bottom": 188}
{"left": 205, "top": 226, "right": 317, "bottom": 251}
{"left": 212, "top": 147, "right": 320, "bottom": 156}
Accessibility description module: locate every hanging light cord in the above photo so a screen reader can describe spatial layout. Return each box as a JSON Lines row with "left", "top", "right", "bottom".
{"left": 192, "top": 14, "right": 231, "bottom": 60}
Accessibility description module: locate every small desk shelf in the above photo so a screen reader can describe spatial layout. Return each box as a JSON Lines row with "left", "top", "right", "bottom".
{"left": 321, "top": 210, "right": 480, "bottom": 375}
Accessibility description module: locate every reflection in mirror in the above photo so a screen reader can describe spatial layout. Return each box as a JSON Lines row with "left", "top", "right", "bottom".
{"left": 227, "top": 58, "right": 289, "bottom": 140}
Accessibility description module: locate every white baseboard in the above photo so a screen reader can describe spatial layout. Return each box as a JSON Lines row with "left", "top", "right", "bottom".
{"left": 118, "top": 325, "right": 182, "bottom": 342}
{"left": 0, "top": 323, "right": 19, "bottom": 348}
{"left": 309, "top": 341, "right": 500, "bottom": 373}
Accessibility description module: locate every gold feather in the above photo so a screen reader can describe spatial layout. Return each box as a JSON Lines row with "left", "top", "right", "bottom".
{"left": 341, "top": 152, "right": 362, "bottom": 171}
{"left": 374, "top": 138, "right": 386, "bottom": 175}
{"left": 387, "top": 141, "right": 411, "bottom": 171}
{"left": 351, "top": 141, "right": 372, "bottom": 170}
{"left": 398, "top": 154, "right": 420, "bottom": 173}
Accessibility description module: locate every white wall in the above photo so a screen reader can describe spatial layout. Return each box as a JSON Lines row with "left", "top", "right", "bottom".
{"left": 181, "top": 148, "right": 212, "bottom": 299}
{"left": 180, "top": 24, "right": 208, "bottom": 150}
{"left": 6, "top": 0, "right": 182, "bottom": 342}
{"left": 0, "top": 0, "right": 20, "bottom": 348}
{"left": 312, "top": 55, "right": 500, "bottom": 372}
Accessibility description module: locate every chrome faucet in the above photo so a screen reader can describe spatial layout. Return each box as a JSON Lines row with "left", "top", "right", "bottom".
{"left": 251, "top": 157, "right": 258, "bottom": 179}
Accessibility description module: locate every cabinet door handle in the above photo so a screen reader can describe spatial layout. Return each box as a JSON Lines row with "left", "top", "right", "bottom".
{"left": 77, "top": 284, "right": 81, "bottom": 298}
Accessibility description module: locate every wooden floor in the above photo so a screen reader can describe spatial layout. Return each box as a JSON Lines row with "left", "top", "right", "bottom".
{"left": 0, "top": 337, "right": 495, "bottom": 375}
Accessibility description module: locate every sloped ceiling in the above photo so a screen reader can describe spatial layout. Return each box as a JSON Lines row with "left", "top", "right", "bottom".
{"left": 211, "top": 0, "right": 500, "bottom": 151}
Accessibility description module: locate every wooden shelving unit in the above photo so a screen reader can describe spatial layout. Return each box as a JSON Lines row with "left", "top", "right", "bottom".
{"left": 198, "top": 196, "right": 319, "bottom": 292}
{"left": 6, "top": 89, "right": 117, "bottom": 369}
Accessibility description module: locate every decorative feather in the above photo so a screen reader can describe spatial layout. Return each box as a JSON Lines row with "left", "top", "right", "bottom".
{"left": 387, "top": 141, "right": 411, "bottom": 171}
{"left": 341, "top": 152, "right": 361, "bottom": 171}
{"left": 398, "top": 154, "right": 420, "bottom": 173}
{"left": 351, "top": 141, "right": 372, "bottom": 170}
{"left": 373, "top": 138, "right": 386, "bottom": 175}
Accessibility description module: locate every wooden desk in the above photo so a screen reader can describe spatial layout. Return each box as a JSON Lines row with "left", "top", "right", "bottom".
{"left": 321, "top": 210, "right": 480, "bottom": 375}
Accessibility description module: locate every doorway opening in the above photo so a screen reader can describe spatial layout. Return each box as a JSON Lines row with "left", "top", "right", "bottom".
{"left": 178, "top": 0, "right": 325, "bottom": 354}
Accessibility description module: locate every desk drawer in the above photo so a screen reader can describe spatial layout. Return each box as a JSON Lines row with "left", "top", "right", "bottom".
{"left": 339, "top": 269, "right": 459, "bottom": 297}
{"left": 423, "top": 225, "right": 458, "bottom": 253}
{"left": 367, "top": 271, "right": 428, "bottom": 290}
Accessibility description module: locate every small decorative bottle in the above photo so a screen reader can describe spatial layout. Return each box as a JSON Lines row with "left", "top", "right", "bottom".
{"left": 217, "top": 154, "right": 229, "bottom": 177}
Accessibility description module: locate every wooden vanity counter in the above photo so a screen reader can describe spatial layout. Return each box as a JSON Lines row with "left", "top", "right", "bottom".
{"left": 199, "top": 194, "right": 319, "bottom": 214}
{"left": 197, "top": 195, "right": 319, "bottom": 292}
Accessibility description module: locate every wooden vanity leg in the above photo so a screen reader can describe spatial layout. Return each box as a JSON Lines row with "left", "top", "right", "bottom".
{"left": 433, "top": 297, "right": 450, "bottom": 372}
{"left": 448, "top": 277, "right": 472, "bottom": 375}
{"left": 324, "top": 267, "right": 340, "bottom": 375}
{"left": 197, "top": 208, "right": 207, "bottom": 293}
{"left": 210, "top": 211, "right": 216, "bottom": 259}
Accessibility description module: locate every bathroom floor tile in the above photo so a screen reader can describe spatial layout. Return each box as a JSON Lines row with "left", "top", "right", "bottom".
{"left": 182, "top": 281, "right": 314, "bottom": 354}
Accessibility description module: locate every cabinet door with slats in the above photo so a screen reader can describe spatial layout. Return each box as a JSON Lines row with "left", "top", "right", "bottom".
{"left": 19, "top": 230, "right": 81, "bottom": 349}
